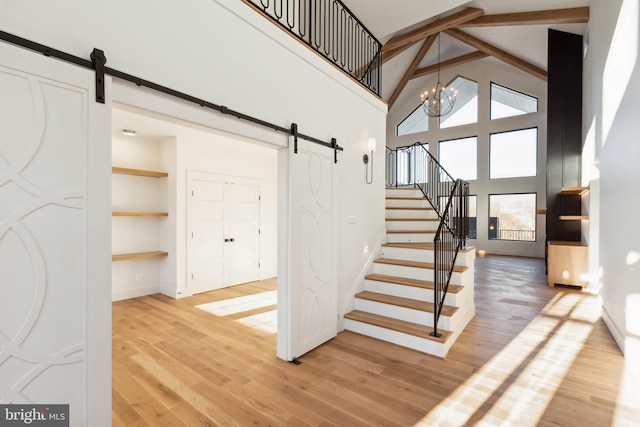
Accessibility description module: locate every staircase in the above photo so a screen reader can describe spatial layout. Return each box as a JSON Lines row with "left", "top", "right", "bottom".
{"left": 344, "top": 187, "right": 475, "bottom": 358}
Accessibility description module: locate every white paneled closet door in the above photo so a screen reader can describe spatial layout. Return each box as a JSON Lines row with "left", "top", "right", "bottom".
{"left": 278, "top": 138, "right": 337, "bottom": 361}
{"left": 0, "top": 42, "right": 112, "bottom": 424}
{"left": 187, "top": 171, "right": 260, "bottom": 294}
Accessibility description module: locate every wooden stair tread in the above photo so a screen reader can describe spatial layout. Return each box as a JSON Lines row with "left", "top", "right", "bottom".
{"left": 385, "top": 218, "right": 439, "bottom": 222}
{"left": 374, "top": 258, "right": 468, "bottom": 273}
{"left": 344, "top": 310, "right": 450, "bottom": 343}
{"left": 365, "top": 273, "right": 463, "bottom": 293}
{"left": 386, "top": 207, "right": 434, "bottom": 211}
{"left": 356, "top": 291, "right": 458, "bottom": 317}
{"left": 386, "top": 230, "right": 435, "bottom": 234}
{"left": 383, "top": 243, "right": 475, "bottom": 253}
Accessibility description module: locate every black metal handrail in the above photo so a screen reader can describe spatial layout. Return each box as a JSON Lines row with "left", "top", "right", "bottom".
{"left": 243, "top": 0, "right": 382, "bottom": 96}
{"left": 386, "top": 144, "right": 469, "bottom": 337}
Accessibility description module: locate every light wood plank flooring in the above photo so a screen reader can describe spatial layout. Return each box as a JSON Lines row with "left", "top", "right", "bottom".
{"left": 112, "top": 256, "right": 640, "bottom": 426}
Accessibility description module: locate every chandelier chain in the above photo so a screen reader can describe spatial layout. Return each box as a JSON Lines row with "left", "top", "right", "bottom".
{"left": 420, "top": 32, "right": 457, "bottom": 118}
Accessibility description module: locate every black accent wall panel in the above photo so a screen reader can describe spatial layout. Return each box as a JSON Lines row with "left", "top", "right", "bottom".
{"left": 546, "top": 29, "right": 583, "bottom": 242}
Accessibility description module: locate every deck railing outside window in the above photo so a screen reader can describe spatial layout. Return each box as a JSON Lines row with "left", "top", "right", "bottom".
{"left": 244, "top": 0, "right": 382, "bottom": 96}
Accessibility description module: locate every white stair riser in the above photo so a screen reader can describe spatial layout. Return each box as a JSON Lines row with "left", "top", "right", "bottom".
{"left": 386, "top": 209, "right": 438, "bottom": 219}
{"left": 354, "top": 299, "right": 455, "bottom": 330}
{"left": 386, "top": 198, "right": 431, "bottom": 208}
{"left": 386, "top": 233, "right": 434, "bottom": 243}
{"left": 344, "top": 319, "right": 448, "bottom": 358}
{"left": 373, "top": 263, "right": 466, "bottom": 285}
{"left": 364, "top": 280, "right": 462, "bottom": 306}
{"left": 449, "top": 303, "right": 475, "bottom": 332}
{"left": 381, "top": 246, "right": 475, "bottom": 268}
{"left": 385, "top": 220, "right": 438, "bottom": 231}
{"left": 381, "top": 246, "right": 434, "bottom": 263}
{"left": 385, "top": 188, "right": 424, "bottom": 199}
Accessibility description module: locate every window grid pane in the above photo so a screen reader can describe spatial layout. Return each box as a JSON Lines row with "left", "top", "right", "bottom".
{"left": 440, "top": 77, "right": 478, "bottom": 129}
{"left": 490, "top": 128, "right": 538, "bottom": 179}
{"left": 438, "top": 136, "right": 477, "bottom": 181}
{"left": 491, "top": 82, "right": 538, "bottom": 120}
{"left": 397, "top": 105, "right": 428, "bottom": 136}
{"left": 489, "top": 193, "right": 536, "bottom": 242}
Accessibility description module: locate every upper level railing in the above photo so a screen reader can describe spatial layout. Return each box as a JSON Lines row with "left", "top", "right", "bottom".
{"left": 386, "top": 143, "right": 469, "bottom": 337}
{"left": 243, "top": 0, "right": 382, "bottom": 96}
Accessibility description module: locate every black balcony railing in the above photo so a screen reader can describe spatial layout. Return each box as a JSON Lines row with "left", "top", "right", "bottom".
{"left": 243, "top": 0, "right": 382, "bottom": 96}
{"left": 493, "top": 229, "right": 536, "bottom": 241}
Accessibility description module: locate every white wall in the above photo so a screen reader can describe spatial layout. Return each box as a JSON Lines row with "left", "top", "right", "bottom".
{"left": 0, "top": 0, "right": 387, "bottom": 319}
{"left": 173, "top": 130, "right": 279, "bottom": 297}
{"left": 583, "top": 0, "right": 640, "bottom": 366}
{"left": 387, "top": 58, "right": 548, "bottom": 258}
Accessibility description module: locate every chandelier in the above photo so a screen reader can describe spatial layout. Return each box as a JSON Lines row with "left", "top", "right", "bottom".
{"left": 420, "top": 33, "right": 457, "bottom": 117}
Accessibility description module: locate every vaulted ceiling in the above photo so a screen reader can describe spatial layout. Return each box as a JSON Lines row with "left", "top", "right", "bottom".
{"left": 341, "top": 0, "right": 590, "bottom": 109}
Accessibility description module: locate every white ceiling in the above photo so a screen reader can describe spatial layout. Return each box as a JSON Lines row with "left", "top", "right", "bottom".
{"left": 342, "top": 0, "right": 470, "bottom": 42}
{"left": 341, "top": 0, "right": 590, "bottom": 101}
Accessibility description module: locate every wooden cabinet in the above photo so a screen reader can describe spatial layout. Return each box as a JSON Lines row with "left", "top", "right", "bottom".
{"left": 112, "top": 167, "right": 169, "bottom": 261}
{"left": 547, "top": 241, "right": 588, "bottom": 288}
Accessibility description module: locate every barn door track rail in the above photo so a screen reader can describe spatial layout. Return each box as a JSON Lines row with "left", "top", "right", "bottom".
{"left": 0, "top": 30, "right": 343, "bottom": 162}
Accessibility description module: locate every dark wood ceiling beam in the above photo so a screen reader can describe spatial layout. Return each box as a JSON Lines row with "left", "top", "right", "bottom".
{"left": 458, "top": 7, "right": 589, "bottom": 27}
{"left": 412, "top": 51, "right": 488, "bottom": 79}
{"left": 382, "top": 44, "right": 415, "bottom": 64}
{"left": 445, "top": 28, "right": 547, "bottom": 81}
{"left": 383, "top": 7, "right": 485, "bottom": 53}
{"left": 388, "top": 34, "right": 437, "bottom": 110}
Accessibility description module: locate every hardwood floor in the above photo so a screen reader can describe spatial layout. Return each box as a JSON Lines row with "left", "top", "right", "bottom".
{"left": 112, "top": 256, "right": 640, "bottom": 426}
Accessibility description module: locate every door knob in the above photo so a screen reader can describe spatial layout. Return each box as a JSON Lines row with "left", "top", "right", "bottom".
{"left": 225, "top": 238, "right": 230, "bottom": 242}
{"left": 230, "top": 238, "right": 235, "bottom": 242}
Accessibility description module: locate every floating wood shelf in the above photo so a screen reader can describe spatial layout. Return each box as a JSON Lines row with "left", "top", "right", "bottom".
{"left": 112, "top": 251, "right": 168, "bottom": 262}
{"left": 559, "top": 215, "right": 589, "bottom": 221}
{"left": 112, "top": 167, "right": 168, "bottom": 178}
{"left": 560, "top": 186, "right": 589, "bottom": 196}
{"left": 112, "top": 212, "right": 168, "bottom": 217}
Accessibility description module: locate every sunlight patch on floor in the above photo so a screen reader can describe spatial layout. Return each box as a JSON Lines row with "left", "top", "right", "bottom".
{"left": 416, "top": 291, "right": 596, "bottom": 427}
{"left": 236, "top": 310, "right": 278, "bottom": 334}
{"left": 195, "top": 290, "right": 278, "bottom": 334}
{"left": 479, "top": 318, "right": 592, "bottom": 426}
{"left": 195, "top": 290, "right": 277, "bottom": 316}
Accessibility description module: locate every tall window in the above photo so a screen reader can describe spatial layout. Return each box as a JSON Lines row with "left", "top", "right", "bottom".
{"left": 490, "top": 128, "right": 538, "bottom": 179}
{"left": 491, "top": 82, "right": 538, "bottom": 120}
{"left": 397, "top": 105, "right": 428, "bottom": 136}
{"left": 438, "top": 136, "right": 477, "bottom": 181}
{"left": 489, "top": 193, "right": 536, "bottom": 241}
{"left": 440, "top": 76, "right": 478, "bottom": 129}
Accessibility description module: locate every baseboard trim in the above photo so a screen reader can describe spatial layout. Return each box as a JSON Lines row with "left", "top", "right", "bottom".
{"left": 602, "top": 305, "right": 625, "bottom": 354}
{"left": 112, "top": 285, "right": 161, "bottom": 302}
{"left": 338, "top": 237, "right": 384, "bottom": 330}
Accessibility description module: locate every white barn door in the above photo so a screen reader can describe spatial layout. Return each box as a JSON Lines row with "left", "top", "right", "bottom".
{"left": 0, "top": 42, "right": 112, "bottom": 424}
{"left": 278, "top": 139, "right": 336, "bottom": 361}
